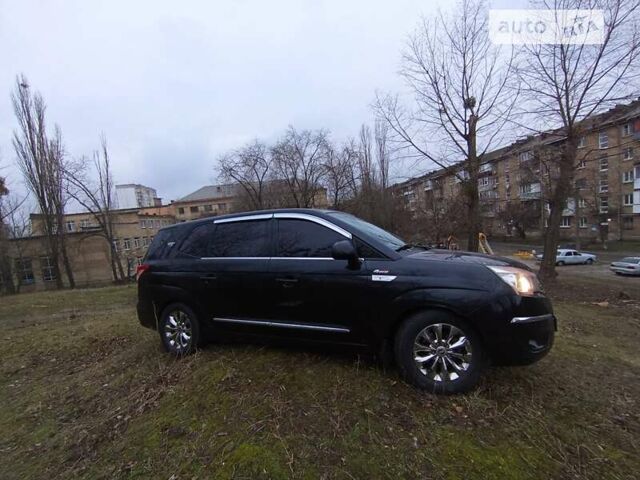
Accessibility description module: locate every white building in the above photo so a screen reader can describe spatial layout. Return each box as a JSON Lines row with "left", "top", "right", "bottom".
{"left": 115, "top": 184, "right": 159, "bottom": 209}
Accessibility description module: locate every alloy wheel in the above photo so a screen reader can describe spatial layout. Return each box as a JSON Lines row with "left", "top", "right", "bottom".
{"left": 412, "top": 323, "right": 473, "bottom": 382}
{"left": 164, "top": 309, "right": 193, "bottom": 353}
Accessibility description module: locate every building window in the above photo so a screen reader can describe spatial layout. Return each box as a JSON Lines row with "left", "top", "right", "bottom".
{"left": 578, "top": 198, "right": 587, "bottom": 209}
{"left": 623, "top": 171, "right": 634, "bottom": 183}
{"left": 577, "top": 158, "right": 587, "bottom": 169}
{"left": 622, "top": 123, "right": 631, "bottom": 137}
{"left": 140, "top": 219, "right": 146, "bottom": 229}
{"left": 577, "top": 136, "right": 586, "bottom": 148}
{"left": 623, "top": 216, "right": 633, "bottom": 230}
{"left": 80, "top": 219, "right": 89, "bottom": 230}
{"left": 123, "top": 238, "right": 131, "bottom": 250}
{"left": 218, "top": 203, "right": 227, "bottom": 211}
{"left": 40, "top": 256, "right": 57, "bottom": 282}
{"left": 133, "top": 237, "right": 141, "bottom": 248}
{"left": 178, "top": 207, "right": 185, "bottom": 215}
{"left": 154, "top": 219, "right": 160, "bottom": 228}
{"left": 599, "top": 177, "right": 608, "bottom": 193}
{"left": 579, "top": 217, "right": 588, "bottom": 228}
{"left": 599, "top": 132, "right": 608, "bottom": 149}
{"left": 518, "top": 151, "right": 533, "bottom": 163}
{"left": 575, "top": 178, "right": 587, "bottom": 189}
{"left": 623, "top": 147, "right": 634, "bottom": 160}
{"left": 143, "top": 236, "right": 150, "bottom": 247}
{"left": 600, "top": 197, "right": 609, "bottom": 213}
{"left": 599, "top": 157, "right": 608, "bottom": 171}
{"left": 15, "top": 258, "right": 35, "bottom": 284}
{"left": 204, "top": 204, "right": 213, "bottom": 212}
{"left": 623, "top": 193, "right": 634, "bottom": 206}
{"left": 112, "top": 239, "right": 119, "bottom": 252}
{"left": 560, "top": 216, "right": 572, "bottom": 228}
{"left": 66, "top": 221, "right": 75, "bottom": 232}
{"left": 190, "top": 206, "right": 199, "bottom": 213}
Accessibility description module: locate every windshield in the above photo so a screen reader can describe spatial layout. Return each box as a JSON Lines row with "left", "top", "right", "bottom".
{"left": 328, "top": 212, "right": 405, "bottom": 251}
{"left": 621, "top": 257, "right": 640, "bottom": 264}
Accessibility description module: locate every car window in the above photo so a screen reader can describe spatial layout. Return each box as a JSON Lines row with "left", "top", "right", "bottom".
{"left": 277, "top": 219, "right": 345, "bottom": 257}
{"left": 209, "top": 220, "right": 270, "bottom": 257}
{"left": 621, "top": 257, "right": 639, "bottom": 263}
{"left": 177, "top": 223, "right": 215, "bottom": 258}
{"left": 145, "top": 228, "right": 178, "bottom": 260}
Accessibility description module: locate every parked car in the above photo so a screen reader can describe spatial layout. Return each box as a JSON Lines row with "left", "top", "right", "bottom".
{"left": 535, "top": 249, "right": 597, "bottom": 265}
{"left": 610, "top": 257, "right": 640, "bottom": 275}
{"left": 137, "top": 209, "right": 555, "bottom": 394}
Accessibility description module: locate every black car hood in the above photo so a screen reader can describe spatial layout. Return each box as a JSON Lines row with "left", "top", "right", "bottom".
{"left": 406, "top": 249, "right": 532, "bottom": 271}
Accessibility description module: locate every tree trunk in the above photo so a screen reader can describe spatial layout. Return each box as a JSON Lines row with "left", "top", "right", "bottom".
{"left": 466, "top": 114, "right": 480, "bottom": 252}
{"left": 58, "top": 231, "right": 75, "bottom": 289}
{"left": 539, "top": 142, "right": 577, "bottom": 281}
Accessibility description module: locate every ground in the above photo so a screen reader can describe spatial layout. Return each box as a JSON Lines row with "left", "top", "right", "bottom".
{"left": 1, "top": 269, "right": 639, "bottom": 479}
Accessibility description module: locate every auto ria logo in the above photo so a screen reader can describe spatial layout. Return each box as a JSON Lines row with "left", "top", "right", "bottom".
{"left": 489, "top": 9, "right": 604, "bottom": 45}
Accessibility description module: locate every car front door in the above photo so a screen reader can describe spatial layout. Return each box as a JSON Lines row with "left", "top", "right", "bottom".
{"left": 265, "top": 213, "right": 370, "bottom": 342}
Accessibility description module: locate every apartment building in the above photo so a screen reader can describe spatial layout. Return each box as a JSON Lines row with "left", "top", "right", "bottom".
{"left": 393, "top": 99, "right": 640, "bottom": 242}
{"left": 115, "top": 183, "right": 161, "bottom": 209}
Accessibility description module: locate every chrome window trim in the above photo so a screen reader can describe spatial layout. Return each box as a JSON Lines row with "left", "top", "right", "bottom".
{"left": 201, "top": 257, "right": 270, "bottom": 260}
{"left": 273, "top": 212, "right": 352, "bottom": 239}
{"left": 511, "top": 314, "right": 555, "bottom": 324}
{"left": 214, "top": 213, "right": 274, "bottom": 224}
{"left": 213, "top": 317, "right": 350, "bottom": 333}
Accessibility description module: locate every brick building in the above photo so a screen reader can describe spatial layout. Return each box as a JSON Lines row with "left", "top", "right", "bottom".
{"left": 393, "top": 99, "right": 640, "bottom": 242}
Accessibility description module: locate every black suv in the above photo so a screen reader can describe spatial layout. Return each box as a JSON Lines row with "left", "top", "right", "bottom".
{"left": 137, "top": 209, "right": 555, "bottom": 394}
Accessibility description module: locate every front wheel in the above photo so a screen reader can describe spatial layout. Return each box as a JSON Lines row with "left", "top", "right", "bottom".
{"left": 586, "top": 258, "right": 594, "bottom": 265}
{"left": 394, "top": 311, "right": 485, "bottom": 394}
{"left": 159, "top": 303, "right": 201, "bottom": 356}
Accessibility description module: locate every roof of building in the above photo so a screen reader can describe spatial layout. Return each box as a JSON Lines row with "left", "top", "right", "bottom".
{"left": 175, "top": 184, "right": 240, "bottom": 203}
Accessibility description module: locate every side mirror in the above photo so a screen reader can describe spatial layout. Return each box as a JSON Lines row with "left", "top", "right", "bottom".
{"left": 331, "top": 240, "right": 361, "bottom": 269}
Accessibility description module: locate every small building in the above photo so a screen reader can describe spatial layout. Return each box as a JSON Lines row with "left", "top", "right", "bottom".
{"left": 116, "top": 184, "right": 161, "bottom": 209}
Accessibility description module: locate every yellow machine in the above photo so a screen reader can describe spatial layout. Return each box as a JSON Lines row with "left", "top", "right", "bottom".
{"left": 478, "top": 232, "right": 493, "bottom": 255}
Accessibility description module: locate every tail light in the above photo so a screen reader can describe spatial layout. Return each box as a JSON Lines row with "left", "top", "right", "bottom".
{"left": 136, "top": 264, "right": 150, "bottom": 281}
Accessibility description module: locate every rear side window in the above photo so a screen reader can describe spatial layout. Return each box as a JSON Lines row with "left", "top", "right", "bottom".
{"left": 209, "top": 220, "right": 270, "bottom": 257}
{"left": 277, "top": 219, "right": 344, "bottom": 257}
{"left": 146, "top": 228, "right": 178, "bottom": 260}
{"left": 177, "top": 223, "right": 216, "bottom": 258}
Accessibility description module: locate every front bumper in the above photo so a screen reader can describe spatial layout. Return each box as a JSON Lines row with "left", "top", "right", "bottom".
{"left": 487, "top": 296, "right": 556, "bottom": 366}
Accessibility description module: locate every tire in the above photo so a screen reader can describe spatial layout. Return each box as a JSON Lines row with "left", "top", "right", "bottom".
{"left": 394, "top": 310, "right": 486, "bottom": 395}
{"left": 557, "top": 261, "right": 565, "bottom": 266}
{"left": 586, "top": 258, "right": 594, "bottom": 265}
{"left": 159, "top": 303, "right": 201, "bottom": 356}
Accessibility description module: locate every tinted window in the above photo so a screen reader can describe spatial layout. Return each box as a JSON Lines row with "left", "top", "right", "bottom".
{"left": 209, "top": 220, "right": 270, "bottom": 257}
{"left": 277, "top": 219, "right": 345, "bottom": 257}
{"left": 328, "top": 212, "right": 405, "bottom": 251}
{"left": 146, "top": 228, "right": 178, "bottom": 260}
{"left": 177, "top": 223, "right": 215, "bottom": 258}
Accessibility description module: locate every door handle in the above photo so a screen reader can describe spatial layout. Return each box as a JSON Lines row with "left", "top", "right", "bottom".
{"left": 276, "top": 277, "right": 299, "bottom": 287}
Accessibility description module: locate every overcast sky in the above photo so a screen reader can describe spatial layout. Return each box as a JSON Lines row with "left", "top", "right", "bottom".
{"left": 0, "top": 0, "right": 514, "bottom": 205}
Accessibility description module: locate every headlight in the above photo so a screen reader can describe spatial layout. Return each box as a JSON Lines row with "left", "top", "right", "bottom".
{"left": 487, "top": 266, "right": 542, "bottom": 296}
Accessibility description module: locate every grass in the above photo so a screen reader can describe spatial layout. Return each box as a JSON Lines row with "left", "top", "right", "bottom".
{"left": 1, "top": 282, "right": 639, "bottom": 479}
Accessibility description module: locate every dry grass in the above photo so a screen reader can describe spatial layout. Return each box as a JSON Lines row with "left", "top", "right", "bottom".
{"left": 0, "top": 280, "right": 639, "bottom": 479}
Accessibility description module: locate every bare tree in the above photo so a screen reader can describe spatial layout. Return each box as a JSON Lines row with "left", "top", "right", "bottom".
{"left": 271, "top": 127, "right": 329, "bottom": 207}
{"left": 375, "top": 0, "right": 518, "bottom": 251}
{"left": 65, "top": 136, "right": 125, "bottom": 282}
{"left": 12, "top": 75, "right": 75, "bottom": 289}
{"left": 518, "top": 0, "right": 640, "bottom": 279}
{"left": 218, "top": 140, "right": 273, "bottom": 210}
{"left": 0, "top": 196, "right": 31, "bottom": 293}
{"left": 324, "top": 142, "right": 358, "bottom": 208}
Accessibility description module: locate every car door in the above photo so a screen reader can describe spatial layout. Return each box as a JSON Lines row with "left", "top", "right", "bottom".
{"left": 186, "top": 215, "right": 273, "bottom": 331}
{"left": 264, "top": 213, "right": 370, "bottom": 342}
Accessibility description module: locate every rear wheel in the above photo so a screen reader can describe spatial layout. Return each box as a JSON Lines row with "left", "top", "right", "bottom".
{"left": 394, "top": 311, "right": 485, "bottom": 394}
{"left": 159, "top": 303, "right": 200, "bottom": 356}
{"left": 557, "top": 261, "right": 565, "bottom": 266}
